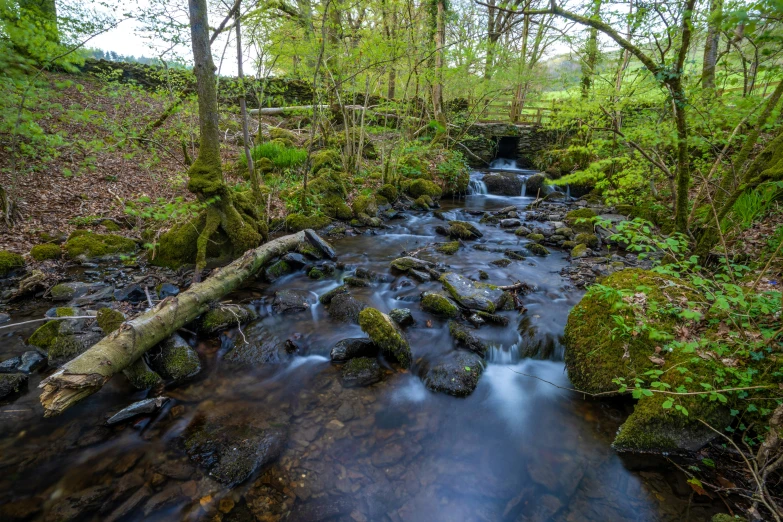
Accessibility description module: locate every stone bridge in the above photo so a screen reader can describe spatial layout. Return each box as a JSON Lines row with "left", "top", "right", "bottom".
{"left": 459, "top": 123, "right": 555, "bottom": 168}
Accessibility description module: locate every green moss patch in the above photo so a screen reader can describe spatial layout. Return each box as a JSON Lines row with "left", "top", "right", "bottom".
{"left": 407, "top": 179, "right": 442, "bottom": 200}
{"left": 285, "top": 213, "right": 331, "bottom": 232}
{"left": 96, "top": 308, "right": 125, "bottom": 334}
{"left": 421, "top": 292, "right": 460, "bottom": 318}
{"left": 30, "top": 244, "right": 62, "bottom": 261}
{"left": 64, "top": 231, "right": 136, "bottom": 259}
{"left": 436, "top": 241, "right": 460, "bottom": 255}
{"left": 358, "top": 308, "right": 412, "bottom": 368}
{"left": 0, "top": 250, "right": 24, "bottom": 277}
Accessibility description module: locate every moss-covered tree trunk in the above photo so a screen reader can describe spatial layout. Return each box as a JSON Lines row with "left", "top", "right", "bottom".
{"left": 155, "top": 0, "right": 267, "bottom": 272}
{"left": 39, "top": 230, "right": 332, "bottom": 417}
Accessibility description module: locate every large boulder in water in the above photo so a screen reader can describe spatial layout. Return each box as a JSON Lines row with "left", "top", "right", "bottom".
{"left": 326, "top": 293, "right": 367, "bottom": 323}
{"left": 564, "top": 269, "right": 731, "bottom": 454}
{"left": 182, "top": 403, "right": 287, "bottom": 486}
{"left": 525, "top": 173, "right": 547, "bottom": 196}
{"left": 418, "top": 350, "right": 484, "bottom": 397}
{"left": 340, "top": 357, "right": 382, "bottom": 387}
{"left": 272, "top": 289, "right": 312, "bottom": 314}
{"left": 483, "top": 172, "right": 523, "bottom": 196}
{"left": 358, "top": 308, "right": 412, "bottom": 368}
{"left": 440, "top": 272, "right": 513, "bottom": 313}
{"left": 223, "top": 322, "right": 297, "bottom": 367}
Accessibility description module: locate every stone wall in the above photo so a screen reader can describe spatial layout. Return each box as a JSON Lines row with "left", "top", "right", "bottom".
{"left": 460, "top": 123, "right": 554, "bottom": 167}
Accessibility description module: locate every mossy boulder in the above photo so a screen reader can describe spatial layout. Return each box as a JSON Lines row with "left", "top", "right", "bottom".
{"left": 407, "top": 179, "right": 442, "bottom": 200}
{"left": 574, "top": 233, "right": 599, "bottom": 248}
{"left": 448, "top": 321, "right": 488, "bottom": 357}
{"left": 418, "top": 350, "right": 483, "bottom": 397}
{"left": 525, "top": 173, "right": 547, "bottom": 197}
{"left": 200, "top": 305, "right": 257, "bottom": 335}
{"left": 330, "top": 338, "right": 378, "bottom": 362}
{"left": 0, "top": 250, "right": 24, "bottom": 277}
{"left": 483, "top": 172, "right": 523, "bottom": 196}
{"left": 269, "top": 127, "right": 296, "bottom": 142}
{"left": 50, "top": 281, "right": 89, "bottom": 301}
{"left": 390, "top": 256, "right": 433, "bottom": 272}
{"left": 64, "top": 230, "right": 136, "bottom": 259}
{"left": 30, "top": 244, "right": 61, "bottom": 261}
{"left": 0, "top": 373, "right": 28, "bottom": 400}
{"left": 565, "top": 208, "right": 597, "bottom": 233}
{"left": 149, "top": 334, "right": 201, "bottom": 382}
{"left": 311, "top": 149, "right": 342, "bottom": 174}
{"left": 96, "top": 308, "right": 125, "bottom": 334}
{"left": 571, "top": 244, "right": 589, "bottom": 258}
{"left": 321, "top": 194, "right": 353, "bottom": 220}
{"left": 358, "top": 308, "right": 412, "bottom": 368}
{"left": 378, "top": 184, "right": 398, "bottom": 202}
{"left": 446, "top": 220, "right": 482, "bottom": 240}
{"left": 412, "top": 195, "right": 433, "bottom": 210}
{"left": 435, "top": 241, "right": 459, "bottom": 255}
{"left": 421, "top": 292, "right": 460, "bottom": 318}
{"left": 526, "top": 233, "right": 545, "bottom": 242}
{"left": 285, "top": 213, "right": 331, "bottom": 232}
{"left": 527, "top": 243, "right": 550, "bottom": 256}
{"left": 440, "top": 272, "right": 512, "bottom": 313}
{"left": 351, "top": 195, "right": 378, "bottom": 218}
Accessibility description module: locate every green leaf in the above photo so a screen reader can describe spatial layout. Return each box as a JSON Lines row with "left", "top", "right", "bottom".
{"left": 662, "top": 399, "right": 673, "bottom": 409}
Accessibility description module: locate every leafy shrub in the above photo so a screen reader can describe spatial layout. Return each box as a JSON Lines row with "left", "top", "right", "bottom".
{"left": 240, "top": 142, "right": 307, "bottom": 170}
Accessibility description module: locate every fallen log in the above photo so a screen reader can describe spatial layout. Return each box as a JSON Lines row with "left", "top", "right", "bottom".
{"left": 39, "top": 230, "right": 333, "bottom": 417}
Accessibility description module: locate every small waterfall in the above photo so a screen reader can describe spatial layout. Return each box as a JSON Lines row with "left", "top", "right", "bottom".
{"left": 520, "top": 177, "right": 527, "bottom": 197}
{"left": 566, "top": 185, "right": 571, "bottom": 199}
{"left": 486, "top": 343, "right": 521, "bottom": 364}
{"left": 489, "top": 158, "right": 520, "bottom": 171}
{"left": 468, "top": 176, "right": 488, "bottom": 195}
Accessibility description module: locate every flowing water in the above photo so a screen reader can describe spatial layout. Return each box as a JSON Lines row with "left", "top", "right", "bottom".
{"left": 0, "top": 169, "right": 722, "bottom": 521}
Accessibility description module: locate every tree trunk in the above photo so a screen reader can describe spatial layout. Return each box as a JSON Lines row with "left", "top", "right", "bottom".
{"left": 234, "top": 5, "right": 261, "bottom": 200}
{"left": 431, "top": 0, "right": 446, "bottom": 127}
{"left": 581, "top": 0, "right": 601, "bottom": 99}
{"left": 701, "top": 0, "right": 722, "bottom": 90}
{"left": 39, "top": 230, "right": 334, "bottom": 417}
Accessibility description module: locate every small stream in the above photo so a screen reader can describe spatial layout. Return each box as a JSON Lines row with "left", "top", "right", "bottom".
{"left": 0, "top": 165, "right": 721, "bottom": 521}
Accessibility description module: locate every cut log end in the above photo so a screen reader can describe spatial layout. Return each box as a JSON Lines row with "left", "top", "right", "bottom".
{"left": 39, "top": 371, "right": 110, "bottom": 417}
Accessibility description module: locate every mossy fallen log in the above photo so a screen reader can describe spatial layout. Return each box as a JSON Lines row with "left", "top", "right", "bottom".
{"left": 39, "top": 230, "right": 333, "bottom": 417}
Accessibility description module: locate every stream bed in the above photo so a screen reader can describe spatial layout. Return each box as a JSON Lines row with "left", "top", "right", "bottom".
{"left": 0, "top": 168, "right": 722, "bottom": 521}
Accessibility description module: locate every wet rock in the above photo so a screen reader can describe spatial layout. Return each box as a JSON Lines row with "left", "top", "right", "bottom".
{"left": 272, "top": 289, "right": 311, "bottom": 313}
{"left": 113, "top": 284, "right": 146, "bottom": 303}
{"left": 484, "top": 172, "right": 523, "bottom": 196}
{"left": 223, "top": 323, "right": 294, "bottom": 367}
{"left": 526, "top": 450, "right": 585, "bottom": 498}
{"left": 440, "top": 272, "right": 512, "bottom": 312}
{"left": 358, "top": 308, "right": 412, "bottom": 368}
{"left": 418, "top": 351, "right": 483, "bottom": 397}
{"left": 200, "top": 304, "right": 257, "bottom": 334}
{"left": 504, "top": 249, "right": 526, "bottom": 261}
{"left": 447, "top": 220, "right": 483, "bottom": 240}
{"left": 490, "top": 258, "right": 511, "bottom": 267}
{"left": 265, "top": 259, "right": 293, "bottom": 282}
{"left": 341, "top": 357, "right": 382, "bottom": 387}
{"left": 0, "top": 372, "right": 27, "bottom": 399}
{"left": 142, "top": 485, "right": 183, "bottom": 516}
{"left": 421, "top": 292, "right": 460, "bottom": 318}
{"left": 478, "top": 270, "right": 489, "bottom": 280}
{"left": 148, "top": 334, "right": 201, "bottom": 382}
{"left": 448, "top": 321, "right": 488, "bottom": 357}
{"left": 183, "top": 405, "right": 287, "bottom": 486}
{"left": 344, "top": 276, "right": 370, "bottom": 287}
{"left": 371, "top": 442, "right": 407, "bottom": 467}
{"left": 514, "top": 226, "right": 532, "bottom": 236}
{"left": 305, "top": 229, "right": 337, "bottom": 259}
{"left": 318, "top": 284, "right": 348, "bottom": 304}
{"left": 330, "top": 338, "right": 378, "bottom": 362}
{"left": 105, "top": 485, "right": 151, "bottom": 522}
{"left": 157, "top": 283, "right": 179, "bottom": 299}
{"left": 390, "top": 256, "right": 433, "bottom": 272}
{"left": 0, "top": 356, "right": 21, "bottom": 372}
{"left": 408, "top": 268, "right": 431, "bottom": 282}
{"left": 571, "top": 244, "right": 589, "bottom": 258}
{"left": 18, "top": 350, "right": 46, "bottom": 373}
{"left": 123, "top": 357, "right": 164, "bottom": 389}
{"left": 45, "top": 485, "right": 110, "bottom": 522}
{"left": 355, "top": 267, "right": 394, "bottom": 283}
{"left": 288, "top": 497, "right": 354, "bottom": 522}
{"left": 107, "top": 397, "right": 168, "bottom": 425}
{"left": 327, "top": 292, "right": 367, "bottom": 323}
{"left": 50, "top": 281, "right": 89, "bottom": 301}
{"left": 389, "top": 308, "right": 414, "bottom": 326}
{"left": 527, "top": 243, "right": 550, "bottom": 256}
{"left": 474, "top": 311, "right": 510, "bottom": 326}
{"left": 282, "top": 252, "right": 308, "bottom": 268}
{"left": 0, "top": 313, "right": 10, "bottom": 325}
{"left": 500, "top": 218, "right": 522, "bottom": 228}
{"left": 525, "top": 173, "right": 547, "bottom": 196}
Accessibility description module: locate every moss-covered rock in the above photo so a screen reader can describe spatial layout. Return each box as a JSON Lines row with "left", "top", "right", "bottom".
{"left": 435, "top": 241, "right": 459, "bottom": 255}
{"left": 285, "top": 213, "right": 331, "bottom": 232}
{"left": 311, "top": 149, "right": 342, "bottom": 174}
{"left": 407, "top": 179, "right": 442, "bottom": 200}
{"left": 319, "top": 285, "right": 348, "bottom": 305}
{"left": 390, "top": 256, "right": 433, "bottom": 272}
{"left": 440, "top": 272, "right": 511, "bottom": 312}
{"left": 123, "top": 357, "right": 164, "bottom": 389}
{"left": 64, "top": 231, "right": 136, "bottom": 259}
{"left": 321, "top": 194, "right": 353, "bottom": 220}
{"left": 201, "top": 305, "right": 257, "bottom": 335}
{"left": 411, "top": 195, "right": 433, "bottom": 210}
{"left": 351, "top": 195, "right": 378, "bottom": 217}
{"left": 448, "top": 321, "right": 488, "bottom": 357}
{"left": 421, "top": 292, "right": 460, "bottom": 318}
{"left": 149, "top": 334, "right": 201, "bottom": 382}
{"left": 526, "top": 233, "right": 545, "bottom": 242}
{"left": 0, "top": 373, "right": 28, "bottom": 400}
{"left": 50, "top": 282, "right": 89, "bottom": 301}
{"left": 358, "top": 308, "right": 412, "bottom": 368}
{"left": 418, "top": 350, "right": 483, "bottom": 397}
{"left": 265, "top": 260, "right": 292, "bottom": 282}
{"left": 0, "top": 250, "right": 24, "bottom": 277}
{"left": 574, "top": 233, "right": 599, "bottom": 248}
{"left": 446, "top": 220, "right": 482, "bottom": 240}
{"left": 378, "top": 184, "right": 398, "bottom": 202}
{"left": 527, "top": 243, "right": 550, "bottom": 256}
{"left": 269, "top": 127, "right": 296, "bottom": 142}
{"left": 571, "top": 244, "right": 589, "bottom": 258}
{"left": 96, "top": 308, "right": 125, "bottom": 334}
{"left": 30, "top": 244, "right": 61, "bottom": 261}
{"left": 565, "top": 208, "right": 597, "bottom": 233}
{"left": 340, "top": 357, "right": 382, "bottom": 387}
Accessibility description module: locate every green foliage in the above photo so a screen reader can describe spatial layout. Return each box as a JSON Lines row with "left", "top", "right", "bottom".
{"left": 241, "top": 141, "right": 307, "bottom": 171}
{"left": 724, "top": 181, "right": 782, "bottom": 231}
